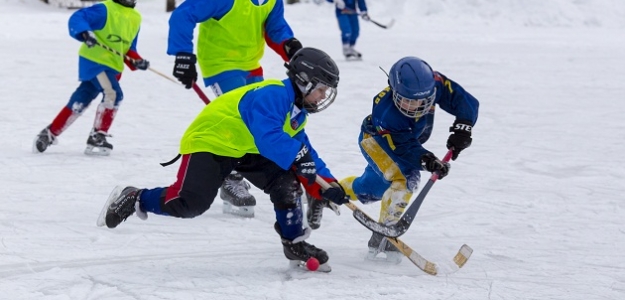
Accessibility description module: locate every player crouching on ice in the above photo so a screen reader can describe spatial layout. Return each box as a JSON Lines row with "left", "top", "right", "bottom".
{"left": 97, "top": 48, "right": 349, "bottom": 272}
{"left": 333, "top": 56, "right": 479, "bottom": 263}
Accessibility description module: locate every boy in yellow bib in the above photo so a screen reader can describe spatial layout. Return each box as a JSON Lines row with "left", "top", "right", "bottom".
{"left": 33, "top": 0, "right": 149, "bottom": 156}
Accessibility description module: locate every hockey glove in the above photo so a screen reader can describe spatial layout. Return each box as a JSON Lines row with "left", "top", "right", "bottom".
{"left": 447, "top": 119, "right": 473, "bottom": 160}
{"left": 173, "top": 52, "right": 198, "bottom": 89}
{"left": 421, "top": 152, "right": 450, "bottom": 179}
{"left": 361, "top": 12, "right": 371, "bottom": 21}
{"left": 283, "top": 37, "right": 303, "bottom": 60}
{"left": 321, "top": 183, "right": 349, "bottom": 205}
{"left": 81, "top": 31, "right": 97, "bottom": 48}
{"left": 131, "top": 59, "right": 150, "bottom": 71}
{"left": 292, "top": 144, "right": 316, "bottom": 186}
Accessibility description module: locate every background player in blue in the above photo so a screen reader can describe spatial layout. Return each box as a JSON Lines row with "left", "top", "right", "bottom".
{"left": 326, "top": 0, "right": 369, "bottom": 59}
{"left": 337, "top": 56, "right": 479, "bottom": 262}
{"left": 167, "top": 0, "right": 303, "bottom": 218}
{"left": 33, "top": 0, "right": 149, "bottom": 156}
{"left": 97, "top": 48, "right": 348, "bottom": 272}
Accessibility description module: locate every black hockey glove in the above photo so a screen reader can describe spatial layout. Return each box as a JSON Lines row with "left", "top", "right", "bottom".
{"left": 446, "top": 119, "right": 473, "bottom": 160}
{"left": 81, "top": 31, "right": 97, "bottom": 48}
{"left": 173, "top": 52, "right": 197, "bottom": 89}
{"left": 283, "top": 37, "right": 303, "bottom": 60}
{"left": 293, "top": 144, "right": 316, "bottom": 185}
{"left": 421, "top": 152, "right": 450, "bottom": 179}
{"left": 131, "top": 59, "right": 150, "bottom": 71}
{"left": 321, "top": 183, "right": 349, "bottom": 205}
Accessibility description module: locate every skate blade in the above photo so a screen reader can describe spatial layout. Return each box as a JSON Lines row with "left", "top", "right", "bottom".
{"left": 84, "top": 145, "right": 111, "bottom": 156}
{"left": 222, "top": 202, "right": 255, "bottom": 218}
{"left": 366, "top": 249, "right": 403, "bottom": 264}
{"left": 345, "top": 56, "right": 363, "bottom": 61}
{"left": 289, "top": 260, "right": 332, "bottom": 273}
{"left": 96, "top": 186, "right": 125, "bottom": 227}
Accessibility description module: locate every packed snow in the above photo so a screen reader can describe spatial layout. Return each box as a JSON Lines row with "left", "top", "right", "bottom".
{"left": 0, "top": 0, "right": 623, "bottom": 299}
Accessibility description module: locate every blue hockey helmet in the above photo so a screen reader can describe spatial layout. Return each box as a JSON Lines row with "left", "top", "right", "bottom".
{"left": 388, "top": 56, "right": 437, "bottom": 118}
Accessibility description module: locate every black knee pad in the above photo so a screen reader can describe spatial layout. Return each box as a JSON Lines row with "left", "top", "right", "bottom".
{"left": 267, "top": 173, "right": 302, "bottom": 210}
{"left": 163, "top": 192, "right": 214, "bottom": 218}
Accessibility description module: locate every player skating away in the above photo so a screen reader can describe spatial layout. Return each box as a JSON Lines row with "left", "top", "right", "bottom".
{"left": 33, "top": 0, "right": 149, "bottom": 156}
{"left": 326, "top": 0, "right": 369, "bottom": 60}
{"left": 97, "top": 48, "right": 349, "bottom": 272}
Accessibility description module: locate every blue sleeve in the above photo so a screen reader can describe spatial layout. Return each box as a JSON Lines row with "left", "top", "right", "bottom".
{"left": 264, "top": 0, "right": 294, "bottom": 45}
{"left": 357, "top": 0, "right": 367, "bottom": 12}
{"left": 129, "top": 27, "right": 140, "bottom": 52}
{"left": 293, "top": 131, "right": 335, "bottom": 179}
{"left": 68, "top": 3, "right": 107, "bottom": 41}
{"left": 434, "top": 72, "right": 480, "bottom": 125}
{"left": 166, "top": 0, "right": 233, "bottom": 55}
{"left": 239, "top": 86, "right": 303, "bottom": 170}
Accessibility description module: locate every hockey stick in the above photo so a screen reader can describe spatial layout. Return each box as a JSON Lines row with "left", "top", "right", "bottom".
{"left": 94, "top": 41, "right": 210, "bottom": 104}
{"left": 315, "top": 176, "right": 472, "bottom": 275}
{"left": 351, "top": 149, "right": 454, "bottom": 238}
{"left": 340, "top": 9, "right": 395, "bottom": 29}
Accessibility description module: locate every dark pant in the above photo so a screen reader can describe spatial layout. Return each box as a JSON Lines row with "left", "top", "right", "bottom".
{"left": 157, "top": 152, "right": 302, "bottom": 218}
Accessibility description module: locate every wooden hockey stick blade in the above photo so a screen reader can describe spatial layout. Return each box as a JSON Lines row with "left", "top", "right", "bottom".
{"left": 386, "top": 237, "right": 438, "bottom": 275}
{"left": 453, "top": 244, "right": 473, "bottom": 268}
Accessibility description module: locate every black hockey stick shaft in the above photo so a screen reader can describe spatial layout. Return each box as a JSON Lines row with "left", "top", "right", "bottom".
{"left": 340, "top": 9, "right": 394, "bottom": 29}
{"left": 350, "top": 150, "right": 453, "bottom": 237}
{"left": 385, "top": 149, "right": 454, "bottom": 236}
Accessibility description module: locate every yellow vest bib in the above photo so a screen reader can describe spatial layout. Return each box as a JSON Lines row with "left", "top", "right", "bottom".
{"left": 180, "top": 79, "right": 306, "bottom": 157}
{"left": 79, "top": 0, "right": 141, "bottom": 72}
{"left": 197, "top": 0, "right": 276, "bottom": 78}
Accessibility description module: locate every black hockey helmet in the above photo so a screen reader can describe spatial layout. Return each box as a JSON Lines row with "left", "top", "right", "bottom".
{"left": 113, "top": 0, "right": 136, "bottom": 8}
{"left": 286, "top": 47, "right": 339, "bottom": 113}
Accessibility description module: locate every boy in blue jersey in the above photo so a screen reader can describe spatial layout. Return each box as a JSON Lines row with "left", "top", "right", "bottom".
{"left": 326, "top": 0, "right": 369, "bottom": 59}
{"left": 338, "top": 56, "right": 479, "bottom": 262}
{"left": 33, "top": 0, "right": 149, "bottom": 156}
{"left": 167, "top": 0, "right": 304, "bottom": 218}
{"left": 97, "top": 48, "right": 349, "bottom": 272}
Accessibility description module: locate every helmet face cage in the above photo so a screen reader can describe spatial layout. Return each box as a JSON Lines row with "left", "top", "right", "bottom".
{"left": 287, "top": 48, "right": 340, "bottom": 113}
{"left": 392, "top": 87, "right": 436, "bottom": 118}
{"left": 388, "top": 56, "right": 436, "bottom": 119}
{"left": 298, "top": 77, "right": 338, "bottom": 113}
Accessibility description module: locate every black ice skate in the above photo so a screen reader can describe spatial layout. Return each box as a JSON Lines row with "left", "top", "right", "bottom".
{"left": 33, "top": 126, "right": 57, "bottom": 153}
{"left": 85, "top": 130, "right": 113, "bottom": 156}
{"left": 275, "top": 223, "right": 332, "bottom": 272}
{"left": 306, "top": 193, "right": 340, "bottom": 230}
{"left": 220, "top": 172, "right": 256, "bottom": 218}
{"left": 367, "top": 232, "right": 403, "bottom": 264}
{"left": 97, "top": 186, "right": 146, "bottom": 228}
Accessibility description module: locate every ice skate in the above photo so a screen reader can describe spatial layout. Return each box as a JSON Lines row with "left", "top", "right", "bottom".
{"left": 33, "top": 126, "right": 57, "bottom": 153}
{"left": 220, "top": 172, "right": 256, "bottom": 218}
{"left": 343, "top": 45, "right": 362, "bottom": 61}
{"left": 85, "top": 130, "right": 113, "bottom": 156}
{"left": 276, "top": 223, "right": 332, "bottom": 272}
{"left": 97, "top": 186, "right": 146, "bottom": 228}
{"left": 366, "top": 232, "right": 403, "bottom": 264}
{"left": 306, "top": 193, "right": 340, "bottom": 230}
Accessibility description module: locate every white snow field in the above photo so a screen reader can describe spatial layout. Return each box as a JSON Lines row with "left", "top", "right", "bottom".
{"left": 0, "top": 0, "right": 623, "bottom": 299}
